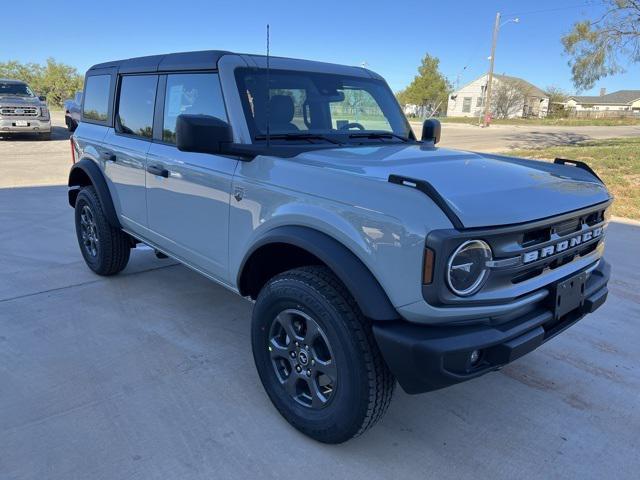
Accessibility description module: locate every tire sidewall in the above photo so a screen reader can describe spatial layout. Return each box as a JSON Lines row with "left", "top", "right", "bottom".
{"left": 252, "top": 275, "right": 371, "bottom": 441}
{"left": 74, "top": 188, "right": 108, "bottom": 272}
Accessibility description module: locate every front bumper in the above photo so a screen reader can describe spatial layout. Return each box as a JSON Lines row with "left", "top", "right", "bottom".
{"left": 373, "top": 259, "right": 610, "bottom": 394}
{"left": 0, "top": 117, "right": 51, "bottom": 134}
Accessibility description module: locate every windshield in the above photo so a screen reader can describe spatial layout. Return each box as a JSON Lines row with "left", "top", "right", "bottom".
{"left": 235, "top": 68, "right": 413, "bottom": 143}
{"left": 0, "top": 82, "right": 35, "bottom": 97}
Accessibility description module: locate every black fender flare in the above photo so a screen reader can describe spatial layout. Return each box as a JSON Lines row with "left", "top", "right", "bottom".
{"left": 238, "top": 225, "right": 399, "bottom": 321}
{"left": 68, "top": 158, "right": 121, "bottom": 229}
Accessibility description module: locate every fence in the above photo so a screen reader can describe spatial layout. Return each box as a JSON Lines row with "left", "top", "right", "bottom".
{"left": 568, "top": 109, "right": 640, "bottom": 119}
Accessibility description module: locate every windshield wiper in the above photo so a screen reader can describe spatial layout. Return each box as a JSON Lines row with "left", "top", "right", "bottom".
{"left": 348, "top": 132, "right": 411, "bottom": 142}
{"left": 255, "top": 133, "right": 341, "bottom": 145}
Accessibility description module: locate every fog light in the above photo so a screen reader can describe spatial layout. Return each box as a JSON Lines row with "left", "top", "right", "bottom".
{"left": 470, "top": 350, "right": 481, "bottom": 365}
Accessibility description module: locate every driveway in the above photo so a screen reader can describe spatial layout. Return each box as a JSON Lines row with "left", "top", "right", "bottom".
{"left": 1, "top": 113, "right": 639, "bottom": 479}
{"left": 411, "top": 122, "right": 640, "bottom": 152}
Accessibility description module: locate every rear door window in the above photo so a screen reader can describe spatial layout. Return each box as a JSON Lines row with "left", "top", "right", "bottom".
{"left": 162, "top": 73, "right": 227, "bottom": 144}
{"left": 116, "top": 75, "right": 158, "bottom": 139}
{"left": 83, "top": 75, "right": 111, "bottom": 122}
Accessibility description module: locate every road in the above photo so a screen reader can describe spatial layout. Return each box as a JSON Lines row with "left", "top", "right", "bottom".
{"left": 1, "top": 113, "right": 639, "bottom": 479}
{"left": 410, "top": 121, "right": 640, "bottom": 152}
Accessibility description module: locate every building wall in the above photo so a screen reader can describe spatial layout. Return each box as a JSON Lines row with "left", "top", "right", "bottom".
{"left": 447, "top": 75, "right": 488, "bottom": 118}
{"left": 448, "top": 74, "right": 548, "bottom": 118}
{"left": 566, "top": 99, "right": 634, "bottom": 111}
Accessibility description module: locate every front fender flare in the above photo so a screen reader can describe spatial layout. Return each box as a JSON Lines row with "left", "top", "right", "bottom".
{"left": 68, "top": 158, "right": 121, "bottom": 229}
{"left": 238, "top": 225, "right": 399, "bottom": 321}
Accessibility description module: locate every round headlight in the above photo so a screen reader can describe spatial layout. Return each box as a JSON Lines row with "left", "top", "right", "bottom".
{"left": 447, "top": 240, "right": 492, "bottom": 296}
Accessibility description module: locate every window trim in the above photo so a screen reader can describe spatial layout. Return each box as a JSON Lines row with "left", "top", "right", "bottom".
{"left": 81, "top": 68, "right": 117, "bottom": 126}
{"left": 152, "top": 70, "right": 228, "bottom": 147}
{"left": 462, "top": 97, "right": 472, "bottom": 113}
{"left": 114, "top": 73, "right": 159, "bottom": 141}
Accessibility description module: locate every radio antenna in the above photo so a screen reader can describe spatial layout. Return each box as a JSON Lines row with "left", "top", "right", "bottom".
{"left": 265, "top": 23, "right": 271, "bottom": 147}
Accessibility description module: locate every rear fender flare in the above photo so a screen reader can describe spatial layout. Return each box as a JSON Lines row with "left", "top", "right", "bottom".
{"left": 68, "top": 158, "right": 120, "bottom": 229}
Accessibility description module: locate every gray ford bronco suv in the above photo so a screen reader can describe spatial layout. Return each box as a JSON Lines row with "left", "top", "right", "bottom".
{"left": 68, "top": 51, "right": 611, "bottom": 443}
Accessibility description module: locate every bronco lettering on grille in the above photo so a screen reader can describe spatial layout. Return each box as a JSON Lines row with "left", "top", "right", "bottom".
{"left": 522, "top": 226, "right": 603, "bottom": 264}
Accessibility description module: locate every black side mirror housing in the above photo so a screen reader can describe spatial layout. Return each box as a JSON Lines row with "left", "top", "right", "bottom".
{"left": 176, "top": 114, "right": 233, "bottom": 155}
{"left": 39, "top": 95, "right": 47, "bottom": 102}
{"left": 421, "top": 119, "right": 441, "bottom": 144}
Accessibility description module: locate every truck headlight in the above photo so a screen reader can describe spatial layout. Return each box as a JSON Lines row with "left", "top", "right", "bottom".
{"left": 446, "top": 240, "right": 492, "bottom": 296}
{"left": 40, "top": 106, "right": 49, "bottom": 119}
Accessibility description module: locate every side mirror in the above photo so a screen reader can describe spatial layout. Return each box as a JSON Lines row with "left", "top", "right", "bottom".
{"left": 39, "top": 95, "right": 47, "bottom": 102}
{"left": 176, "top": 114, "right": 233, "bottom": 155}
{"left": 421, "top": 118, "right": 441, "bottom": 144}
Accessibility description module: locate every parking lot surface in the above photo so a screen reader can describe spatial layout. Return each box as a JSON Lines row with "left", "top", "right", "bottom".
{"left": 1, "top": 114, "right": 639, "bottom": 479}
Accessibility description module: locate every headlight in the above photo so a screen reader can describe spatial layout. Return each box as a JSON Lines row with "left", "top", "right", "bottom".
{"left": 40, "top": 106, "right": 49, "bottom": 118}
{"left": 446, "top": 240, "right": 492, "bottom": 296}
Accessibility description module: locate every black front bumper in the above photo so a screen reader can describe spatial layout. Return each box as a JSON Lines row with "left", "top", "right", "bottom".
{"left": 373, "top": 259, "right": 610, "bottom": 394}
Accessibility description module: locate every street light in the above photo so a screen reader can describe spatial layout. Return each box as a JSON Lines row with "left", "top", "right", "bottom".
{"left": 482, "top": 14, "right": 520, "bottom": 127}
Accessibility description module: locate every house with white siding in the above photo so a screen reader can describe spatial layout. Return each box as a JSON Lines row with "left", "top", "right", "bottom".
{"left": 566, "top": 90, "right": 640, "bottom": 112}
{"left": 447, "top": 73, "right": 549, "bottom": 119}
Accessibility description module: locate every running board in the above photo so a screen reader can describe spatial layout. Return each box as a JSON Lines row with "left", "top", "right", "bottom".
{"left": 388, "top": 174, "right": 464, "bottom": 229}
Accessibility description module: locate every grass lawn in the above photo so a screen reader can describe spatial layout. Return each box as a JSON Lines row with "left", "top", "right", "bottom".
{"left": 506, "top": 137, "right": 640, "bottom": 220}
{"left": 438, "top": 116, "right": 640, "bottom": 127}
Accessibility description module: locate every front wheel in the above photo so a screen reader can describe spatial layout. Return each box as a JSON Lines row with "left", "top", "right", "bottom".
{"left": 252, "top": 266, "right": 395, "bottom": 443}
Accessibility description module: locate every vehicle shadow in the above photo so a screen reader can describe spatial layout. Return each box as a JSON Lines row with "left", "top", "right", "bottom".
{"left": 504, "top": 131, "right": 590, "bottom": 150}
{"left": 0, "top": 125, "right": 70, "bottom": 142}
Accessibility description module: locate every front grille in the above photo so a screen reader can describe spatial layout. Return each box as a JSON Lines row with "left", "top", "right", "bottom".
{"left": 509, "top": 209, "right": 606, "bottom": 284}
{"left": 520, "top": 210, "right": 604, "bottom": 249}
{"left": 0, "top": 106, "right": 39, "bottom": 117}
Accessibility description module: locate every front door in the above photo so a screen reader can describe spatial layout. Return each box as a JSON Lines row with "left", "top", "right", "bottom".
{"left": 145, "top": 72, "right": 237, "bottom": 281}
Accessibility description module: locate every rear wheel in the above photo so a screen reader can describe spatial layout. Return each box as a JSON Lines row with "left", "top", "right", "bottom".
{"left": 251, "top": 266, "right": 395, "bottom": 443}
{"left": 74, "top": 186, "right": 130, "bottom": 275}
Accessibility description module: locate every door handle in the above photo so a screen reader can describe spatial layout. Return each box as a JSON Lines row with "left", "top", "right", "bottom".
{"left": 147, "top": 164, "right": 169, "bottom": 178}
{"left": 101, "top": 151, "right": 116, "bottom": 162}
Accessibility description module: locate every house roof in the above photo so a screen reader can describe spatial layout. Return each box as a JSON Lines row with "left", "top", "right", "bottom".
{"left": 569, "top": 90, "right": 640, "bottom": 105}
{"left": 493, "top": 74, "right": 547, "bottom": 97}
{"left": 455, "top": 74, "right": 547, "bottom": 98}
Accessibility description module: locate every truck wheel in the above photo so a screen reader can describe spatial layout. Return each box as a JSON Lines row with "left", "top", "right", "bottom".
{"left": 252, "top": 266, "right": 395, "bottom": 443}
{"left": 74, "top": 186, "right": 130, "bottom": 275}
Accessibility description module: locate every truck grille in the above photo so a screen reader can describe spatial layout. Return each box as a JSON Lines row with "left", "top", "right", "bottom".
{"left": 0, "top": 106, "right": 39, "bottom": 117}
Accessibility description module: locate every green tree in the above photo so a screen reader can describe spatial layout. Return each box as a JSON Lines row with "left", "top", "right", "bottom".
{"left": 562, "top": 0, "right": 640, "bottom": 90}
{"left": 396, "top": 54, "right": 451, "bottom": 116}
{"left": 0, "top": 58, "right": 83, "bottom": 107}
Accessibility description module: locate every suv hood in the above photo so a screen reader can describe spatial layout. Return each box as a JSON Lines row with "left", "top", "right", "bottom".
{"left": 0, "top": 95, "right": 41, "bottom": 106}
{"left": 292, "top": 144, "right": 610, "bottom": 228}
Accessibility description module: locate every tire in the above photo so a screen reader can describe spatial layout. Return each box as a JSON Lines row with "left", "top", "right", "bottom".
{"left": 74, "top": 185, "right": 131, "bottom": 275}
{"left": 66, "top": 116, "right": 77, "bottom": 132}
{"left": 252, "top": 266, "right": 395, "bottom": 443}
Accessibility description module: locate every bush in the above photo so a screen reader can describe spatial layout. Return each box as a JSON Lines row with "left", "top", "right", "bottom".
{"left": 0, "top": 58, "right": 83, "bottom": 108}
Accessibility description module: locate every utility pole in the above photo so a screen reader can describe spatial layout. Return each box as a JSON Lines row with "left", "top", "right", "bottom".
{"left": 483, "top": 12, "right": 501, "bottom": 127}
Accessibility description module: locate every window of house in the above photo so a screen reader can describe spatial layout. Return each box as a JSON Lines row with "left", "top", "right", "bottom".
{"left": 162, "top": 73, "right": 227, "bottom": 144}
{"left": 116, "top": 75, "right": 158, "bottom": 138}
{"left": 462, "top": 97, "right": 472, "bottom": 113}
{"left": 476, "top": 97, "right": 483, "bottom": 108}
{"left": 83, "top": 75, "right": 111, "bottom": 122}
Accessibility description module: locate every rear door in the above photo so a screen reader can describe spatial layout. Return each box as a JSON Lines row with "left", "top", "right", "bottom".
{"left": 102, "top": 74, "right": 158, "bottom": 231}
{"left": 145, "top": 72, "right": 237, "bottom": 281}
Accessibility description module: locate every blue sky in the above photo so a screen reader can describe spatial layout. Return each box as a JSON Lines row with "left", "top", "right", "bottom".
{"left": 3, "top": 0, "right": 638, "bottom": 95}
